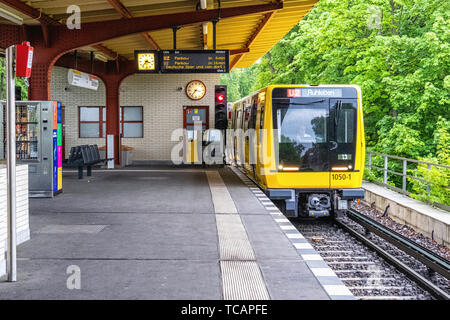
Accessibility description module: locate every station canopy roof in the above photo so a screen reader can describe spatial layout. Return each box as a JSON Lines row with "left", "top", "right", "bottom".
{"left": 0, "top": 0, "right": 317, "bottom": 69}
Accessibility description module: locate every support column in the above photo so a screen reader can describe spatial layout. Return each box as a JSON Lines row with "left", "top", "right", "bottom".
{"left": 104, "top": 76, "right": 121, "bottom": 165}
{"left": 28, "top": 62, "right": 52, "bottom": 100}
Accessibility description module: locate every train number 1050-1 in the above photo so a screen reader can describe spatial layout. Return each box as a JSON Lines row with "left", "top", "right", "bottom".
{"left": 332, "top": 173, "right": 351, "bottom": 181}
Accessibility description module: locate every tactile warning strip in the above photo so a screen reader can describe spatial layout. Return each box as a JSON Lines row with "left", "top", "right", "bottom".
{"left": 221, "top": 261, "right": 270, "bottom": 300}
{"left": 216, "top": 214, "right": 256, "bottom": 261}
{"left": 229, "top": 165, "right": 355, "bottom": 300}
{"left": 206, "top": 171, "right": 269, "bottom": 300}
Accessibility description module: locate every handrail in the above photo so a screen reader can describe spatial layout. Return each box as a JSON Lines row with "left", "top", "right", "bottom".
{"left": 365, "top": 151, "right": 450, "bottom": 211}
{"left": 367, "top": 151, "right": 450, "bottom": 169}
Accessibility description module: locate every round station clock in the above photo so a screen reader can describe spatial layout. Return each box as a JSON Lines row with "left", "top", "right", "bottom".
{"left": 185, "top": 80, "right": 206, "bottom": 100}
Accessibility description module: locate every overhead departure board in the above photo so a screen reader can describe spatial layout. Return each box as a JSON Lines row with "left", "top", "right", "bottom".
{"left": 160, "top": 50, "right": 229, "bottom": 73}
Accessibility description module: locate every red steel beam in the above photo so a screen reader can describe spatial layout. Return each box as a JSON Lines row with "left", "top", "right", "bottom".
{"left": 0, "top": 0, "right": 125, "bottom": 60}
{"left": 45, "top": 2, "right": 283, "bottom": 51}
{"left": 106, "top": 0, "right": 161, "bottom": 50}
{"left": 0, "top": 0, "right": 57, "bottom": 25}
{"left": 230, "top": 48, "right": 250, "bottom": 55}
{"left": 231, "top": 11, "right": 275, "bottom": 69}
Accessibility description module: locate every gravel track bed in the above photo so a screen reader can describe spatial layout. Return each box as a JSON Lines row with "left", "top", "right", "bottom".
{"left": 340, "top": 210, "right": 450, "bottom": 295}
{"left": 292, "top": 220, "right": 433, "bottom": 300}
{"left": 352, "top": 201, "right": 450, "bottom": 261}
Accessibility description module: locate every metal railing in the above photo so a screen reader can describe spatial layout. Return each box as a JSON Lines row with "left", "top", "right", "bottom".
{"left": 366, "top": 151, "right": 450, "bottom": 211}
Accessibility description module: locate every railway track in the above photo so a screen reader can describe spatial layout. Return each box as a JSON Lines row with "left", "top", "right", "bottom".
{"left": 233, "top": 166, "right": 450, "bottom": 299}
{"left": 338, "top": 210, "right": 450, "bottom": 300}
{"left": 292, "top": 211, "right": 450, "bottom": 300}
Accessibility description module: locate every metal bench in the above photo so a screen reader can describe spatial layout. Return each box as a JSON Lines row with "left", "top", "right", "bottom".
{"left": 67, "top": 144, "right": 108, "bottom": 179}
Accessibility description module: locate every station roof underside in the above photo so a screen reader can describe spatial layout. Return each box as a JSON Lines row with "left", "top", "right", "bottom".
{"left": 0, "top": 0, "right": 317, "bottom": 69}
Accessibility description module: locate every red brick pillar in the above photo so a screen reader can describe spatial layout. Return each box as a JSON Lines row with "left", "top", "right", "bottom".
{"left": 104, "top": 76, "right": 122, "bottom": 165}
{"left": 28, "top": 61, "right": 52, "bottom": 100}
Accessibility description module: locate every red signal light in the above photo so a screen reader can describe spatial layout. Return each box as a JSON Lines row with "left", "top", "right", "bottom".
{"left": 217, "top": 94, "right": 225, "bottom": 102}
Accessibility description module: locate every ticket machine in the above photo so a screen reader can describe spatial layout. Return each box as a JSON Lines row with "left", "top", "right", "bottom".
{"left": 0, "top": 100, "right": 63, "bottom": 197}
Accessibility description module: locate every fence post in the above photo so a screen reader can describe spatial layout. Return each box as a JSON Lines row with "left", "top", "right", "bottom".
{"left": 402, "top": 159, "right": 407, "bottom": 192}
{"left": 368, "top": 153, "right": 372, "bottom": 170}
{"left": 427, "top": 164, "right": 431, "bottom": 196}
{"left": 384, "top": 155, "right": 388, "bottom": 185}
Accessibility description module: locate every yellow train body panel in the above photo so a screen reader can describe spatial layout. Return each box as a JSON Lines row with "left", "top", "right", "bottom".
{"left": 228, "top": 84, "right": 365, "bottom": 217}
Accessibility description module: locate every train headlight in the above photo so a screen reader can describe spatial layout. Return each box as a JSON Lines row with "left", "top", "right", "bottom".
{"left": 332, "top": 166, "right": 348, "bottom": 171}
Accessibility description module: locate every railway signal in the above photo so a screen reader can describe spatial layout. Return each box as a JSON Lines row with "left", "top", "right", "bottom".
{"left": 214, "top": 85, "right": 228, "bottom": 130}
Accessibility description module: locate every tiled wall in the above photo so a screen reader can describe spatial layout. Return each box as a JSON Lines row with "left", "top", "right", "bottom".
{"left": 51, "top": 67, "right": 106, "bottom": 159}
{"left": 0, "top": 164, "right": 30, "bottom": 277}
{"left": 51, "top": 66, "right": 220, "bottom": 161}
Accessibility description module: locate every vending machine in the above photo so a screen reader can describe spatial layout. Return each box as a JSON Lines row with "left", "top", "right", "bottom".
{"left": 0, "top": 100, "right": 63, "bottom": 197}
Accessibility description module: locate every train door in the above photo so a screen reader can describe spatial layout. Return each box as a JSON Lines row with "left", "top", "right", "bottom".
{"left": 183, "top": 106, "right": 209, "bottom": 163}
{"left": 243, "top": 101, "right": 252, "bottom": 173}
{"left": 247, "top": 96, "right": 258, "bottom": 178}
{"left": 255, "top": 91, "right": 266, "bottom": 184}
{"left": 329, "top": 98, "right": 358, "bottom": 189}
{"left": 233, "top": 104, "right": 243, "bottom": 165}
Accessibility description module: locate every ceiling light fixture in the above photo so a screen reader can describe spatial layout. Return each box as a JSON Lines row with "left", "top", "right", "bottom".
{"left": 0, "top": 7, "right": 23, "bottom": 25}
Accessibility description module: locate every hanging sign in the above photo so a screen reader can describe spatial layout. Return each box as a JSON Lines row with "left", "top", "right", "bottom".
{"left": 160, "top": 50, "right": 229, "bottom": 73}
{"left": 67, "top": 69, "right": 99, "bottom": 91}
{"left": 133, "top": 50, "right": 230, "bottom": 74}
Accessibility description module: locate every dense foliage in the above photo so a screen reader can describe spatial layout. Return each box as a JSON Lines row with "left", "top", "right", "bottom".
{"left": 0, "top": 57, "right": 29, "bottom": 100}
{"left": 221, "top": 0, "right": 449, "bottom": 205}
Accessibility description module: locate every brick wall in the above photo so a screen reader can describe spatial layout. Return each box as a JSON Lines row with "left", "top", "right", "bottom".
{"left": 51, "top": 66, "right": 220, "bottom": 161}
{"left": 0, "top": 164, "right": 30, "bottom": 277}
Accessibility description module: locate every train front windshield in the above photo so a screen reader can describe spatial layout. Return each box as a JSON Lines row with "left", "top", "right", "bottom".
{"left": 274, "top": 99, "right": 329, "bottom": 172}
{"left": 272, "top": 87, "right": 358, "bottom": 172}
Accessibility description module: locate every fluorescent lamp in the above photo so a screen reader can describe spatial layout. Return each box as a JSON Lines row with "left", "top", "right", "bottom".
{"left": 0, "top": 8, "right": 23, "bottom": 25}
{"left": 94, "top": 52, "right": 109, "bottom": 62}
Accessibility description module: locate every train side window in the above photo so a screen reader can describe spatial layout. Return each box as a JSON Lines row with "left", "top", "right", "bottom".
{"left": 259, "top": 103, "right": 265, "bottom": 129}
{"left": 249, "top": 97, "right": 258, "bottom": 130}
{"left": 244, "top": 104, "right": 251, "bottom": 131}
{"left": 236, "top": 108, "right": 242, "bottom": 129}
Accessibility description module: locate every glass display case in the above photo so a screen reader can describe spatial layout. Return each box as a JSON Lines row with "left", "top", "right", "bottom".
{"left": 1, "top": 101, "right": 62, "bottom": 197}
{"left": 15, "top": 103, "right": 40, "bottom": 160}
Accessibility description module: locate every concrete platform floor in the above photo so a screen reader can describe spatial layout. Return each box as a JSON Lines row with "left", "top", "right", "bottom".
{"left": 0, "top": 166, "right": 332, "bottom": 300}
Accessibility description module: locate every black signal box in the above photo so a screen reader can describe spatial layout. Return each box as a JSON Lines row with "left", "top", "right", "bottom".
{"left": 214, "top": 85, "right": 227, "bottom": 130}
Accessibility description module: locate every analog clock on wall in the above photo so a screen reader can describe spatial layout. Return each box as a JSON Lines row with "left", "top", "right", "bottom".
{"left": 135, "top": 51, "right": 158, "bottom": 73}
{"left": 185, "top": 80, "right": 206, "bottom": 100}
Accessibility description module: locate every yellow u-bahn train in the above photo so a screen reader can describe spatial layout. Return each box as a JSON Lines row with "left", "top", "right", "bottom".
{"left": 227, "top": 85, "right": 365, "bottom": 218}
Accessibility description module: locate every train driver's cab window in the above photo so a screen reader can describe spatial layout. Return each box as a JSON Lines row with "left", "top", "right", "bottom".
{"left": 277, "top": 108, "right": 327, "bottom": 144}
{"left": 273, "top": 99, "right": 329, "bottom": 172}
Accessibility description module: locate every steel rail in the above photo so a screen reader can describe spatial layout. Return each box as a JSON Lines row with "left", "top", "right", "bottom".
{"left": 335, "top": 220, "right": 449, "bottom": 300}
{"left": 346, "top": 209, "right": 450, "bottom": 280}
{"left": 336, "top": 213, "right": 449, "bottom": 300}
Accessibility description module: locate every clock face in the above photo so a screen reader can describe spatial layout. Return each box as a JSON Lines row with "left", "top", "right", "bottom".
{"left": 186, "top": 80, "right": 206, "bottom": 100}
{"left": 137, "top": 53, "right": 155, "bottom": 71}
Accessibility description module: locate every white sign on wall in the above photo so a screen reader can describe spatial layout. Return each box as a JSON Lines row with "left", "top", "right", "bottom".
{"left": 67, "top": 69, "right": 99, "bottom": 91}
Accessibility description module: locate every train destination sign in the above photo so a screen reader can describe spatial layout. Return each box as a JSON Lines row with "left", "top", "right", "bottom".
{"left": 160, "top": 50, "right": 229, "bottom": 73}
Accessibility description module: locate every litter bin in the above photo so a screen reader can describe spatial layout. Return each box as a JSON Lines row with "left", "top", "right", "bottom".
{"left": 121, "top": 145, "right": 134, "bottom": 166}
{"left": 98, "top": 145, "right": 134, "bottom": 166}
